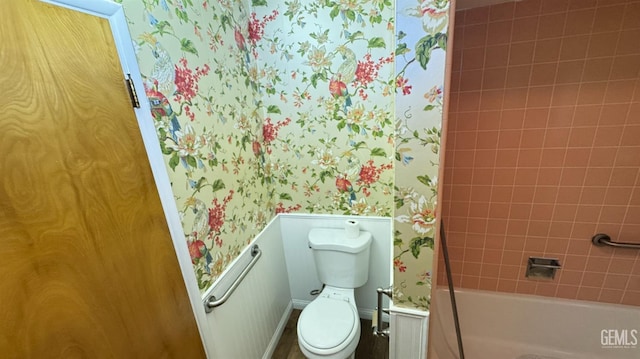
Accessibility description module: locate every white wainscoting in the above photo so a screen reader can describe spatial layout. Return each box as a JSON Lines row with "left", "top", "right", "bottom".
{"left": 279, "top": 214, "right": 393, "bottom": 319}
{"left": 200, "top": 214, "right": 399, "bottom": 358}
{"left": 202, "top": 218, "right": 292, "bottom": 359}
{"left": 389, "top": 304, "right": 429, "bottom": 359}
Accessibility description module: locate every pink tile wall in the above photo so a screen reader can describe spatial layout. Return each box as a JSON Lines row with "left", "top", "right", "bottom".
{"left": 442, "top": 0, "right": 640, "bottom": 306}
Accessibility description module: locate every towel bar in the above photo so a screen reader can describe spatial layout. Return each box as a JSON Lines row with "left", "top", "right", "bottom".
{"left": 592, "top": 233, "right": 640, "bottom": 249}
{"left": 204, "top": 244, "right": 261, "bottom": 313}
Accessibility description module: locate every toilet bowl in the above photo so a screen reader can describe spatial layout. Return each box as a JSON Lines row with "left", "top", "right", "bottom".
{"left": 297, "top": 287, "right": 360, "bottom": 359}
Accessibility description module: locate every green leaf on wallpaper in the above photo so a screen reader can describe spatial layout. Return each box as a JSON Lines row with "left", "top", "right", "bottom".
{"left": 279, "top": 193, "right": 293, "bottom": 201}
{"left": 310, "top": 73, "right": 323, "bottom": 88}
{"left": 350, "top": 124, "right": 360, "bottom": 134}
{"left": 180, "top": 38, "right": 198, "bottom": 55}
{"left": 393, "top": 230, "right": 403, "bottom": 246}
{"left": 159, "top": 141, "right": 172, "bottom": 155}
{"left": 252, "top": 0, "right": 267, "bottom": 5}
{"left": 186, "top": 155, "right": 197, "bottom": 168}
{"left": 267, "top": 105, "right": 281, "bottom": 114}
{"left": 220, "top": 15, "right": 231, "bottom": 32}
{"left": 175, "top": 8, "right": 189, "bottom": 23}
{"left": 410, "top": 236, "right": 434, "bottom": 258}
{"left": 423, "top": 104, "right": 436, "bottom": 111}
{"left": 154, "top": 21, "right": 172, "bottom": 36}
{"left": 348, "top": 31, "right": 364, "bottom": 42}
{"left": 345, "top": 9, "right": 356, "bottom": 21}
{"left": 337, "top": 120, "right": 346, "bottom": 130}
{"left": 367, "top": 37, "right": 386, "bottom": 48}
{"left": 169, "top": 153, "right": 179, "bottom": 171}
{"left": 352, "top": 141, "right": 366, "bottom": 150}
{"left": 394, "top": 196, "right": 404, "bottom": 209}
{"left": 395, "top": 152, "right": 401, "bottom": 161}
{"left": 211, "top": 179, "right": 226, "bottom": 192}
{"left": 370, "top": 147, "right": 386, "bottom": 157}
{"left": 436, "top": 32, "right": 448, "bottom": 51}
{"left": 319, "top": 170, "right": 331, "bottom": 183}
{"left": 395, "top": 43, "right": 409, "bottom": 55}
{"left": 370, "top": 14, "right": 382, "bottom": 24}
{"left": 417, "top": 175, "right": 431, "bottom": 186}
{"left": 416, "top": 37, "right": 434, "bottom": 69}
{"left": 329, "top": 6, "right": 340, "bottom": 20}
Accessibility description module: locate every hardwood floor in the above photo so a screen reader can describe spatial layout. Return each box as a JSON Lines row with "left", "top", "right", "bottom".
{"left": 271, "top": 309, "right": 389, "bottom": 359}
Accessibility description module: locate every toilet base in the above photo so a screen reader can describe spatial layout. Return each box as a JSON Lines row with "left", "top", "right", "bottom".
{"left": 298, "top": 322, "right": 360, "bottom": 359}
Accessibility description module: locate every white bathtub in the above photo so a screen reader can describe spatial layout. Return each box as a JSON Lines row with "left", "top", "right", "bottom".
{"left": 429, "top": 288, "right": 640, "bottom": 359}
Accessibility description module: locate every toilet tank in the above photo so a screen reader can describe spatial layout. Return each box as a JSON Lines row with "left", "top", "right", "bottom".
{"left": 308, "top": 228, "right": 372, "bottom": 288}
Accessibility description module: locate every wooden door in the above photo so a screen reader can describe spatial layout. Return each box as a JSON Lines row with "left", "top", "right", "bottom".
{"left": 0, "top": 1, "right": 206, "bottom": 358}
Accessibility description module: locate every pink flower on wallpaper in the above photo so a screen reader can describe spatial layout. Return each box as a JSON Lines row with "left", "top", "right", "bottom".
{"left": 174, "top": 57, "right": 210, "bottom": 104}
{"left": 329, "top": 78, "right": 348, "bottom": 98}
{"left": 248, "top": 10, "right": 278, "bottom": 46}
{"left": 396, "top": 76, "right": 412, "bottom": 95}
{"left": 252, "top": 140, "right": 262, "bottom": 156}
{"left": 208, "top": 190, "right": 234, "bottom": 244}
{"left": 394, "top": 258, "right": 407, "bottom": 272}
{"left": 424, "top": 85, "right": 443, "bottom": 102}
{"left": 353, "top": 53, "right": 393, "bottom": 90}
{"left": 357, "top": 160, "right": 393, "bottom": 186}
{"left": 275, "top": 202, "right": 302, "bottom": 214}
{"left": 234, "top": 27, "right": 246, "bottom": 51}
{"left": 262, "top": 117, "right": 291, "bottom": 153}
{"left": 188, "top": 239, "right": 206, "bottom": 263}
{"left": 335, "top": 176, "right": 352, "bottom": 192}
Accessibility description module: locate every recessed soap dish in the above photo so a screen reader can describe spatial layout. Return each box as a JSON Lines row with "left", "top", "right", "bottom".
{"left": 526, "top": 257, "right": 561, "bottom": 280}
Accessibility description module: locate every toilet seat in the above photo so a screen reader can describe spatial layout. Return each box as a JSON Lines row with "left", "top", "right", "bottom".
{"left": 297, "top": 297, "right": 360, "bottom": 356}
{"left": 299, "top": 298, "right": 356, "bottom": 349}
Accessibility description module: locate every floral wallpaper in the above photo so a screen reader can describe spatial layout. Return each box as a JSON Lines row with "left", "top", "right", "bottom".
{"left": 392, "top": 0, "right": 449, "bottom": 310}
{"left": 117, "top": 0, "right": 273, "bottom": 291}
{"left": 253, "top": 1, "right": 396, "bottom": 217}
{"left": 116, "top": 0, "right": 450, "bottom": 311}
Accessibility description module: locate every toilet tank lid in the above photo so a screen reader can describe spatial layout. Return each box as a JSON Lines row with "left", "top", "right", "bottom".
{"left": 308, "top": 228, "right": 372, "bottom": 253}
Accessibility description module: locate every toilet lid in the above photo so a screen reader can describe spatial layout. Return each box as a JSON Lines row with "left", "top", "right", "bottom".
{"left": 299, "top": 298, "right": 356, "bottom": 350}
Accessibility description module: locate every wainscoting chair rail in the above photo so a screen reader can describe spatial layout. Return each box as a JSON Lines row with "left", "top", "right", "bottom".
{"left": 592, "top": 233, "right": 640, "bottom": 249}
{"left": 204, "top": 244, "right": 262, "bottom": 313}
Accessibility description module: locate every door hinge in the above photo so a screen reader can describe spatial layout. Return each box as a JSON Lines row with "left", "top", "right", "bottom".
{"left": 125, "top": 74, "right": 141, "bottom": 109}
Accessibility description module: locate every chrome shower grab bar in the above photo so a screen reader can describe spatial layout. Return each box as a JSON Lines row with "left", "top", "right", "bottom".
{"left": 204, "top": 244, "right": 261, "bottom": 313}
{"left": 592, "top": 233, "right": 640, "bottom": 249}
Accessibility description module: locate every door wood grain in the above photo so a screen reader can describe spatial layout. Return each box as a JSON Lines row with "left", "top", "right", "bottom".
{"left": 0, "top": 1, "right": 206, "bottom": 357}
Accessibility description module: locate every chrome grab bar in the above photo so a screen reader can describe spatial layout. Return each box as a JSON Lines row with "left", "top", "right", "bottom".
{"left": 204, "top": 244, "right": 261, "bottom": 313}
{"left": 373, "top": 286, "right": 392, "bottom": 338}
{"left": 592, "top": 233, "right": 640, "bottom": 249}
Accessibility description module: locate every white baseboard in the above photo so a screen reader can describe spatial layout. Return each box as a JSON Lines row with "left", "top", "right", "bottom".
{"left": 262, "top": 301, "right": 294, "bottom": 359}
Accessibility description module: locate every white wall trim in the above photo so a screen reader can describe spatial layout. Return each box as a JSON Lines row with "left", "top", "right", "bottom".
{"left": 389, "top": 304, "right": 429, "bottom": 359}
{"left": 41, "top": 1, "right": 213, "bottom": 357}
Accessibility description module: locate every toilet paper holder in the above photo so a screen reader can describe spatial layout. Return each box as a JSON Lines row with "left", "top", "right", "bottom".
{"left": 373, "top": 286, "right": 392, "bottom": 338}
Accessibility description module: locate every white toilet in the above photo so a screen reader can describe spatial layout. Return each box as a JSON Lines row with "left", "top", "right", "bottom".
{"left": 297, "top": 227, "right": 372, "bottom": 359}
